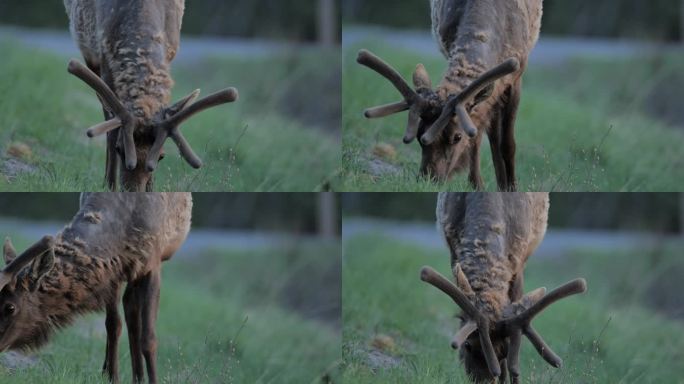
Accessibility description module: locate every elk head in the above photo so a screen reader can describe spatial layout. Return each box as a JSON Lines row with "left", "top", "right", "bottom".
{"left": 420, "top": 265, "right": 587, "bottom": 383}
{"left": 0, "top": 236, "right": 56, "bottom": 352}
{"left": 67, "top": 60, "right": 238, "bottom": 191}
{"left": 357, "top": 49, "right": 519, "bottom": 182}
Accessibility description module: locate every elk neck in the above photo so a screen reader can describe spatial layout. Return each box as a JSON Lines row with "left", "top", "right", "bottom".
{"left": 100, "top": 1, "right": 177, "bottom": 123}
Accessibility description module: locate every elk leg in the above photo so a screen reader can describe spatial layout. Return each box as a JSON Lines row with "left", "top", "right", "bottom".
{"left": 498, "top": 358, "right": 509, "bottom": 384}
{"left": 103, "top": 284, "right": 122, "bottom": 383}
{"left": 487, "top": 110, "right": 508, "bottom": 191}
{"left": 507, "top": 274, "right": 524, "bottom": 384}
{"left": 84, "top": 60, "right": 118, "bottom": 191}
{"left": 123, "top": 281, "right": 145, "bottom": 384}
{"left": 467, "top": 133, "right": 484, "bottom": 190}
{"left": 502, "top": 83, "right": 521, "bottom": 191}
{"left": 139, "top": 271, "right": 161, "bottom": 384}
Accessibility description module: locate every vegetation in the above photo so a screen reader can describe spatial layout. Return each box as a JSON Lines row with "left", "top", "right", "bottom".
{"left": 0, "top": 235, "right": 341, "bottom": 383}
{"left": 341, "top": 42, "right": 684, "bottom": 192}
{"left": 342, "top": 234, "right": 684, "bottom": 383}
{"left": 0, "top": 41, "right": 340, "bottom": 191}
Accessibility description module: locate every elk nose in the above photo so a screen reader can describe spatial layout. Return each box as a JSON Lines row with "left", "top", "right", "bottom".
{"left": 451, "top": 340, "right": 459, "bottom": 350}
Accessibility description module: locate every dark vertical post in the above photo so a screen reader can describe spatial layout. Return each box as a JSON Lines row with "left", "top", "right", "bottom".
{"left": 317, "top": 0, "right": 337, "bottom": 46}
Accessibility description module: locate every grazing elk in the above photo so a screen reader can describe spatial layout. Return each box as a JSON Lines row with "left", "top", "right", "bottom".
{"left": 0, "top": 193, "right": 192, "bottom": 384}
{"left": 420, "top": 193, "right": 586, "bottom": 383}
{"left": 357, "top": 0, "right": 543, "bottom": 191}
{"left": 64, "top": 0, "right": 238, "bottom": 191}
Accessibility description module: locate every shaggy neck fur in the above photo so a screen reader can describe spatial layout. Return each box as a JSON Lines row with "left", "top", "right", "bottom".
{"left": 23, "top": 240, "right": 124, "bottom": 349}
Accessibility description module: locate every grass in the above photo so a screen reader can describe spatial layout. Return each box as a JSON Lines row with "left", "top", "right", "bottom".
{"left": 0, "top": 235, "right": 341, "bottom": 383}
{"left": 342, "top": 234, "right": 684, "bottom": 383}
{"left": 341, "top": 41, "right": 684, "bottom": 191}
{"left": 0, "top": 40, "right": 340, "bottom": 191}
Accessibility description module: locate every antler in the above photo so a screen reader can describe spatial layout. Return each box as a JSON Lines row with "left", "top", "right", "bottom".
{"left": 67, "top": 59, "right": 137, "bottom": 170}
{"left": 357, "top": 49, "right": 429, "bottom": 143}
{"left": 420, "top": 266, "right": 502, "bottom": 377}
{"left": 496, "top": 278, "right": 587, "bottom": 378}
{"left": 144, "top": 88, "right": 239, "bottom": 172}
{"left": 0, "top": 236, "right": 54, "bottom": 290}
{"left": 420, "top": 266, "right": 587, "bottom": 379}
{"left": 420, "top": 58, "right": 520, "bottom": 145}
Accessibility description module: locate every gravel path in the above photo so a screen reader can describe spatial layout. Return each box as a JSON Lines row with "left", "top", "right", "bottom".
{"left": 343, "top": 217, "right": 677, "bottom": 259}
{"left": 343, "top": 26, "right": 682, "bottom": 67}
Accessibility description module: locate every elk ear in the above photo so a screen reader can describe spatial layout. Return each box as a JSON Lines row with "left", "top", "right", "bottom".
{"left": 165, "top": 89, "right": 200, "bottom": 117}
{"left": 28, "top": 249, "right": 55, "bottom": 292}
{"left": 413, "top": 64, "right": 432, "bottom": 89}
{"left": 472, "top": 83, "right": 494, "bottom": 106}
{"left": 454, "top": 264, "right": 474, "bottom": 295}
{"left": 3, "top": 237, "right": 17, "bottom": 265}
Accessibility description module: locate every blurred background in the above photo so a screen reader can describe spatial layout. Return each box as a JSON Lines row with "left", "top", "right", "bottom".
{"left": 0, "top": 0, "right": 341, "bottom": 192}
{"left": 343, "top": 0, "right": 683, "bottom": 42}
{"left": 342, "top": 193, "right": 684, "bottom": 382}
{"left": 0, "top": 193, "right": 341, "bottom": 383}
{"left": 341, "top": 1, "right": 684, "bottom": 192}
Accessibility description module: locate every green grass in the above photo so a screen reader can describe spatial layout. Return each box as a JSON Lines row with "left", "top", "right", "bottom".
{"left": 0, "top": 41, "right": 340, "bottom": 191}
{"left": 0, "top": 236, "right": 341, "bottom": 383}
{"left": 342, "top": 234, "right": 684, "bottom": 383}
{"left": 341, "top": 41, "right": 684, "bottom": 191}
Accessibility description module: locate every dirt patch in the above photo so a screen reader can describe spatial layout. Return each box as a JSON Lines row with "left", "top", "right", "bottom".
{"left": 0, "top": 351, "right": 39, "bottom": 371}
{"left": 1, "top": 157, "right": 37, "bottom": 180}
{"left": 366, "top": 350, "right": 402, "bottom": 371}
{"left": 367, "top": 158, "right": 401, "bottom": 178}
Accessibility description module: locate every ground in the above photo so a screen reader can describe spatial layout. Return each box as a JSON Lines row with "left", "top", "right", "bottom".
{"left": 0, "top": 35, "right": 340, "bottom": 191}
{"left": 0, "top": 233, "right": 341, "bottom": 384}
{"left": 342, "top": 229, "right": 684, "bottom": 383}
{"left": 341, "top": 28, "right": 684, "bottom": 191}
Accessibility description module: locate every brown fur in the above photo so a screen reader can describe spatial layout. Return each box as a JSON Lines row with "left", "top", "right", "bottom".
{"left": 0, "top": 193, "right": 192, "bottom": 384}
{"left": 415, "top": 0, "right": 543, "bottom": 190}
{"left": 64, "top": 0, "right": 186, "bottom": 191}
{"left": 436, "top": 192, "right": 548, "bottom": 382}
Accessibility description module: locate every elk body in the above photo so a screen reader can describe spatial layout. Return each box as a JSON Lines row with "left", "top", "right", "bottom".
{"left": 420, "top": 193, "right": 586, "bottom": 383}
{"left": 357, "top": 0, "right": 542, "bottom": 191}
{"left": 64, "top": 0, "right": 238, "bottom": 191}
{"left": 0, "top": 193, "right": 192, "bottom": 384}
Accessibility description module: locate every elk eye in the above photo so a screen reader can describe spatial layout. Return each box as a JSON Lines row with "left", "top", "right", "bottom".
{"left": 4, "top": 304, "right": 15, "bottom": 315}
{"left": 451, "top": 133, "right": 462, "bottom": 144}
{"left": 463, "top": 341, "right": 472, "bottom": 352}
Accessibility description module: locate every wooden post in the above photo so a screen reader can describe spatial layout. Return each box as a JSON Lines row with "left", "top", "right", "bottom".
{"left": 317, "top": 0, "right": 337, "bottom": 46}
{"left": 317, "top": 192, "right": 338, "bottom": 238}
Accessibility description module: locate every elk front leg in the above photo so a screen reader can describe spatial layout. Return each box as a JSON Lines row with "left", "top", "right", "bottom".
{"left": 507, "top": 274, "right": 525, "bottom": 384}
{"left": 501, "top": 82, "right": 522, "bottom": 191}
{"left": 468, "top": 133, "right": 484, "bottom": 190}
{"left": 103, "top": 284, "right": 122, "bottom": 383}
{"left": 139, "top": 271, "right": 162, "bottom": 384}
{"left": 123, "top": 281, "right": 145, "bottom": 384}
{"left": 487, "top": 110, "right": 508, "bottom": 191}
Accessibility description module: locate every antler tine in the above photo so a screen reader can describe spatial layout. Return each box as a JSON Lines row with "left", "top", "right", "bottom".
{"left": 68, "top": 59, "right": 137, "bottom": 170}
{"left": 357, "top": 49, "right": 419, "bottom": 103}
{"left": 513, "top": 278, "right": 587, "bottom": 325}
{"left": 420, "top": 58, "right": 520, "bottom": 145}
{"left": 162, "top": 87, "right": 238, "bottom": 128}
{"left": 0, "top": 236, "right": 54, "bottom": 290}
{"left": 146, "top": 88, "right": 237, "bottom": 171}
{"left": 86, "top": 118, "right": 122, "bottom": 138}
{"left": 420, "top": 266, "right": 502, "bottom": 377}
{"left": 507, "top": 329, "right": 522, "bottom": 384}
{"left": 497, "top": 278, "right": 586, "bottom": 370}
{"left": 523, "top": 324, "right": 563, "bottom": 368}
{"left": 364, "top": 101, "right": 410, "bottom": 119}
{"left": 67, "top": 59, "right": 130, "bottom": 121}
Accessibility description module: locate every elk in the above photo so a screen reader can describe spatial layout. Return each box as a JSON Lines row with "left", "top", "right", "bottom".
{"left": 357, "top": 0, "right": 543, "bottom": 191}
{"left": 0, "top": 193, "right": 192, "bottom": 384}
{"left": 63, "top": 0, "right": 238, "bottom": 191}
{"left": 420, "top": 192, "right": 586, "bottom": 383}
